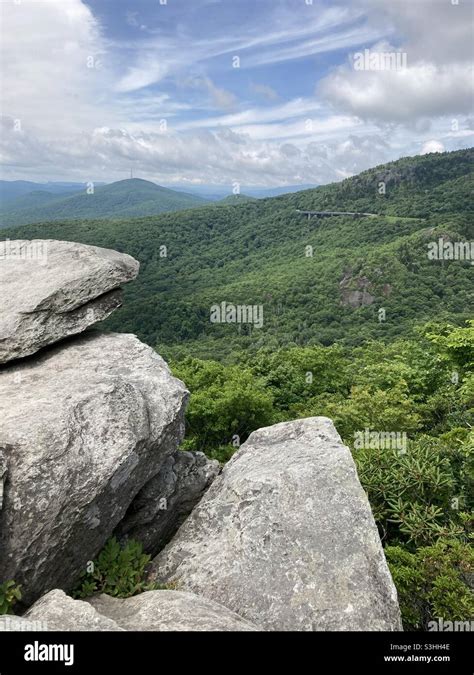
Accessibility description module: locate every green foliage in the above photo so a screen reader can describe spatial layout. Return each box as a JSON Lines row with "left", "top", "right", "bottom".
{"left": 386, "top": 540, "right": 474, "bottom": 631}
{"left": 0, "top": 580, "right": 22, "bottom": 615}
{"left": 354, "top": 439, "right": 463, "bottom": 545}
{"left": 72, "top": 538, "right": 160, "bottom": 599}
{"left": 171, "top": 357, "right": 275, "bottom": 451}
{"left": 425, "top": 320, "right": 474, "bottom": 369}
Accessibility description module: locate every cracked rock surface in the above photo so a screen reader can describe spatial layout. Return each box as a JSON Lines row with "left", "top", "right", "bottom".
{"left": 0, "top": 332, "right": 188, "bottom": 606}
{"left": 0, "top": 239, "right": 139, "bottom": 363}
{"left": 151, "top": 417, "right": 402, "bottom": 631}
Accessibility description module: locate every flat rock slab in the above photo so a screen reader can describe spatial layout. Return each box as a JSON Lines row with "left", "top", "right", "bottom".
{"left": 0, "top": 239, "right": 139, "bottom": 363}
{"left": 0, "top": 589, "right": 260, "bottom": 631}
{"left": 0, "top": 332, "right": 188, "bottom": 606}
{"left": 87, "top": 590, "right": 260, "bottom": 631}
{"left": 151, "top": 417, "right": 402, "bottom": 631}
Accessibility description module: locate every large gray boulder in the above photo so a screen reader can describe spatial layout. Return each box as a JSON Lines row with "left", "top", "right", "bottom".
{"left": 151, "top": 417, "right": 402, "bottom": 631}
{"left": 0, "top": 239, "right": 139, "bottom": 363}
{"left": 115, "top": 450, "right": 220, "bottom": 556}
{"left": 23, "top": 590, "right": 123, "bottom": 631}
{"left": 86, "top": 590, "right": 260, "bottom": 631}
{"left": 0, "top": 589, "right": 260, "bottom": 631}
{"left": 0, "top": 332, "right": 188, "bottom": 606}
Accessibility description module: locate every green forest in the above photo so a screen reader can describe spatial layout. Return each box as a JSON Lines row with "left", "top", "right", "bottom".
{"left": 4, "top": 148, "right": 473, "bottom": 629}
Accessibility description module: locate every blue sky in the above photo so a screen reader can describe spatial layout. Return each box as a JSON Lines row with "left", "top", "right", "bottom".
{"left": 1, "top": 0, "right": 473, "bottom": 187}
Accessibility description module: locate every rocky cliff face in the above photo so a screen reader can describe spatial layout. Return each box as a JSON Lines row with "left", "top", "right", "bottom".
{"left": 0, "top": 240, "right": 218, "bottom": 607}
{"left": 0, "top": 239, "right": 401, "bottom": 630}
{"left": 0, "top": 332, "right": 188, "bottom": 605}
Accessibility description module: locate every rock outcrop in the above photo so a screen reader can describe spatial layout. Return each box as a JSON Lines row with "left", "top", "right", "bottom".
{"left": 151, "top": 417, "right": 402, "bottom": 631}
{"left": 23, "top": 590, "right": 124, "bottom": 631}
{"left": 0, "top": 589, "right": 260, "bottom": 632}
{"left": 0, "top": 331, "right": 188, "bottom": 606}
{"left": 116, "top": 450, "right": 220, "bottom": 556}
{"left": 340, "top": 273, "right": 375, "bottom": 308}
{"left": 86, "top": 590, "right": 260, "bottom": 631}
{"left": 0, "top": 239, "right": 139, "bottom": 364}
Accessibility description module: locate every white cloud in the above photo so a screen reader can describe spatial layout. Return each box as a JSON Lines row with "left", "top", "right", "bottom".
{"left": 249, "top": 23, "right": 387, "bottom": 67}
{"left": 110, "top": 4, "right": 386, "bottom": 94}
{"left": 184, "top": 76, "right": 237, "bottom": 111}
{"left": 359, "top": 0, "right": 473, "bottom": 65}
{"left": 420, "top": 140, "right": 445, "bottom": 155}
{"left": 0, "top": 0, "right": 109, "bottom": 136}
{"left": 319, "top": 0, "right": 474, "bottom": 125}
{"left": 320, "top": 58, "right": 473, "bottom": 123}
{"left": 177, "top": 98, "right": 323, "bottom": 131}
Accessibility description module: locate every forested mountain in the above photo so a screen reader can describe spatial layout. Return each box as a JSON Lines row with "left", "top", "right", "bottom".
{"left": 0, "top": 178, "right": 208, "bottom": 227}
{"left": 218, "top": 194, "right": 258, "bottom": 204}
{"left": 4, "top": 148, "right": 472, "bottom": 359}
{"left": 0, "top": 180, "right": 89, "bottom": 204}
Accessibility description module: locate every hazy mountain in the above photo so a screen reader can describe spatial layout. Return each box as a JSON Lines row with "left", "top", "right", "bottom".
{"left": 246, "top": 184, "right": 318, "bottom": 198}
{"left": 164, "top": 184, "right": 319, "bottom": 201}
{"left": 0, "top": 178, "right": 209, "bottom": 226}
{"left": 0, "top": 180, "right": 92, "bottom": 205}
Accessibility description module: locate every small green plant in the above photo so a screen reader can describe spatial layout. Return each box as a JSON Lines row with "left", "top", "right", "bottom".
{"left": 0, "top": 580, "right": 22, "bottom": 615}
{"left": 72, "top": 537, "right": 161, "bottom": 599}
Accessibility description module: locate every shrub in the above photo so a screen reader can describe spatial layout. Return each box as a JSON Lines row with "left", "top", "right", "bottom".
{"left": 171, "top": 357, "right": 275, "bottom": 451}
{"left": 386, "top": 540, "right": 474, "bottom": 630}
{"left": 0, "top": 580, "right": 22, "bottom": 615}
{"left": 72, "top": 538, "right": 160, "bottom": 599}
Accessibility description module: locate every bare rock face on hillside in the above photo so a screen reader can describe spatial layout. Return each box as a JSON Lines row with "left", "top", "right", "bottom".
{"left": 0, "top": 239, "right": 139, "bottom": 364}
{"left": 151, "top": 417, "right": 402, "bottom": 631}
{"left": 340, "top": 273, "right": 375, "bottom": 308}
{"left": 115, "top": 450, "right": 220, "bottom": 556}
{"left": 0, "top": 332, "right": 188, "bottom": 606}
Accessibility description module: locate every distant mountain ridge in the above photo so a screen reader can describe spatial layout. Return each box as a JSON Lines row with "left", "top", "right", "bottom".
{"left": 0, "top": 180, "right": 94, "bottom": 205}
{"left": 0, "top": 180, "right": 319, "bottom": 224}
{"left": 3, "top": 148, "right": 472, "bottom": 359}
{"left": 0, "top": 178, "right": 209, "bottom": 227}
{"left": 169, "top": 183, "right": 318, "bottom": 201}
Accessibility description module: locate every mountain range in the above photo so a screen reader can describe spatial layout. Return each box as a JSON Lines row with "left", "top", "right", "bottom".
{"left": 2, "top": 149, "right": 473, "bottom": 360}
{"left": 0, "top": 179, "right": 320, "bottom": 227}
{"left": 0, "top": 178, "right": 209, "bottom": 227}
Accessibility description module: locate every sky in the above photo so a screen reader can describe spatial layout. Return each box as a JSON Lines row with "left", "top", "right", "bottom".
{"left": 0, "top": 0, "right": 473, "bottom": 187}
